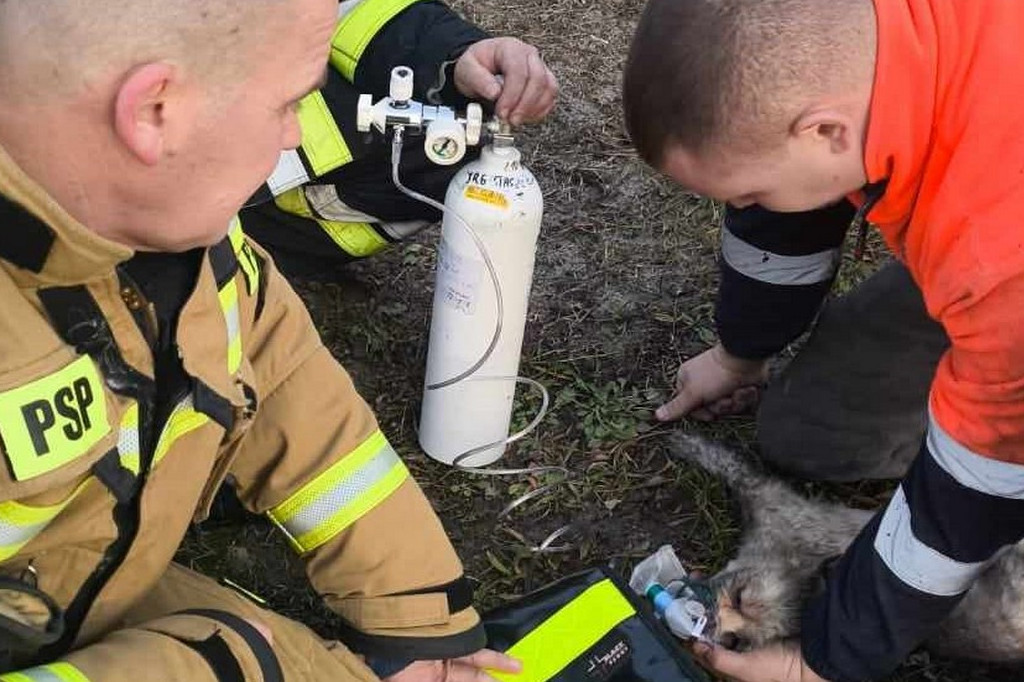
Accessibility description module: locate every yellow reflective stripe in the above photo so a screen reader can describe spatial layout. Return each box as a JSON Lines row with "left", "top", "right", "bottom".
{"left": 273, "top": 188, "right": 387, "bottom": 257}
{"left": 0, "top": 355, "right": 110, "bottom": 481}
{"left": 227, "top": 215, "right": 245, "bottom": 250}
{"left": 125, "top": 398, "right": 206, "bottom": 472}
{"left": 290, "top": 461, "right": 406, "bottom": 552}
{"left": 218, "top": 279, "right": 240, "bottom": 328}
{"left": 318, "top": 220, "right": 388, "bottom": 258}
{"left": 268, "top": 430, "right": 409, "bottom": 553}
{"left": 330, "top": 0, "right": 424, "bottom": 80}
{"left": 295, "top": 90, "right": 352, "bottom": 177}
{"left": 0, "top": 479, "right": 89, "bottom": 562}
{"left": 0, "top": 400, "right": 212, "bottom": 565}
{"left": 154, "top": 398, "right": 210, "bottom": 466}
{"left": 122, "top": 398, "right": 208, "bottom": 476}
{"left": 271, "top": 430, "right": 389, "bottom": 520}
{"left": 228, "top": 217, "right": 260, "bottom": 296}
{"left": 218, "top": 279, "right": 243, "bottom": 374}
{"left": 274, "top": 186, "right": 314, "bottom": 218}
{"left": 490, "top": 579, "right": 636, "bottom": 682}
{"left": 1, "top": 662, "right": 92, "bottom": 682}
{"left": 0, "top": 502, "right": 62, "bottom": 562}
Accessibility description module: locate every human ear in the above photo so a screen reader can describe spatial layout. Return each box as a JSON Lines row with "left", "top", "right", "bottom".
{"left": 791, "top": 107, "right": 854, "bottom": 155}
{"left": 113, "top": 62, "right": 179, "bottom": 166}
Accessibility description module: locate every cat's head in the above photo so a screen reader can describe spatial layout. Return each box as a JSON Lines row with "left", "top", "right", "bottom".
{"left": 707, "top": 560, "right": 826, "bottom": 650}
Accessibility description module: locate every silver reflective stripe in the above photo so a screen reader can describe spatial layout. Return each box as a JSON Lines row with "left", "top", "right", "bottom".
{"left": 0, "top": 517, "right": 48, "bottom": 548}
{"left": 380, "top": 220, "right": 431, "bottom": 240}
{"left": 13, "top": 667, "right": 65, "bottom": 682}
{"left": 873, "top": 486, "right": 985, "bottom": 596}
{"left": 118, "top": 418, "right": 140, "bottom": 457}
{"left": 281, "top": 445, "right": 400, "bottom": 539}
{"left": 927, "top": 410, "right": 1024, "bottom": 499}
{"left": 223, "top": 299, "right": 241, "bottom": 345}
{"left": 338, "top": 0, "right": 365, "bottom": 19}
{"left": 303, "top": 185, "right": 430, "bottom": 241}
{"left": 720, "top": 229, "right": 839, "bottom": 285}
{"left": 304, "top": 184, "right": 381, "bottom": 223}
{"left": 266, "top": 150, "right": 310, "bottom": 197}
{"left": 118, "top": 404, "right": 141, "bottom": 468}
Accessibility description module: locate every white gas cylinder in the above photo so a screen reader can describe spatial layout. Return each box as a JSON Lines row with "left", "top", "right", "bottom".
{"left": 418, "top": 143, "right": 543, "bottom": 466}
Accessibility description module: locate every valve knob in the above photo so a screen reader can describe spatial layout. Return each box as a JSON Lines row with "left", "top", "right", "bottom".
{"left": 389, "top": 66, "right": 414, "bottom": 104}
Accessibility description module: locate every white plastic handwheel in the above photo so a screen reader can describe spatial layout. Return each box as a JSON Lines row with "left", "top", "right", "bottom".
{"left": 465, "top": 103, "right": 483, "bottom": 146}
{"left": 389, "top": 66, "right": 414, "bottom": 103}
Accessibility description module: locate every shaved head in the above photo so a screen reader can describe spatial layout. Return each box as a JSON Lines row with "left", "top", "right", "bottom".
{"left": 623, "top": 0, "right": 876, "bottom": 166}
{"left": 0, "top": 0, "right": 286, "bottom": 101}
{"left": 0, "top": 0, "right": 337, "bottom": 252}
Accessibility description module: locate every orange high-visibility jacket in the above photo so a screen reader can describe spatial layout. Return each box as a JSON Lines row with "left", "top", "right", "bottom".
{"left": 711, "top": 2, "right": 1024, "bottom": 680}
{"left": 863, "top": 0, "right": 1024, "bottom": 465}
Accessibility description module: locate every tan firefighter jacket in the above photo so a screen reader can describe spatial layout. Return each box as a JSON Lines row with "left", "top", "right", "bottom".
{"left": 0, "top": 139, "right": 484, "bottom": 680}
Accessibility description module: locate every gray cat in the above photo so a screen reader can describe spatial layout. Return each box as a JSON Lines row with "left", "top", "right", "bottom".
{"left": 670, "top": 433, "right": 1024, "bottom": 662}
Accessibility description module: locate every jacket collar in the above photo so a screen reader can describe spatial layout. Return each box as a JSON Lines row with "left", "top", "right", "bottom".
{"left": 0, "top": 142, "right": 132, "bottom": 287}
{"left": 863, "top": 0, "right": 947, "bottom": 233}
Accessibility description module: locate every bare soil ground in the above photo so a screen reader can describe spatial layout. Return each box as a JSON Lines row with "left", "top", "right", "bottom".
{"left": 179, "top": 2, "right": 1021, "bottom": 680}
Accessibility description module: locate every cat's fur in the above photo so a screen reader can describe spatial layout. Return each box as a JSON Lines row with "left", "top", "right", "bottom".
{"left": 670, "top": 433, "right": 1024, "bottom": 662}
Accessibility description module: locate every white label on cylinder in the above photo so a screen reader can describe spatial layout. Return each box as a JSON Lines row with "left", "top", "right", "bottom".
{"left": 437, "top": 239, "right": 483, "bottom": 315}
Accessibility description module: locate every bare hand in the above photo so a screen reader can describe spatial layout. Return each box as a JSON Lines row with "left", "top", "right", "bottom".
{"left": 454, "top": 37, "right": 558, "bottom": 125}
{"left": 385, "top": 649, "right": 521, "bottom": 682}
{"left": 692, "top": 641, "right": 829, "bottom": 682}
{"left": 655, "top": 344, "right": 769, "bottom": 422}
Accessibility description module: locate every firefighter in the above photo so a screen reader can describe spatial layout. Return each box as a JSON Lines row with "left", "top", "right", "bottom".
{"left": 623, "top": 0, "right": 1024, "bottom": 680}
{"left": 240, "top": 0, "right": 559, "bottom": 280}
{"left": 0, "top": 0, "right": 519, "bottom": 680}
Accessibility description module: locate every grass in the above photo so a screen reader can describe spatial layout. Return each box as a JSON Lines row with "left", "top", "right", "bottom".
{"left": 177, "top": 0, "right": 1021, "bottom": 679}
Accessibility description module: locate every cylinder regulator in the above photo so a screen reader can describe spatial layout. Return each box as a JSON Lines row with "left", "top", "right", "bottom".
{"left": 357, "top": 67, "right": 544, "bottom": 467}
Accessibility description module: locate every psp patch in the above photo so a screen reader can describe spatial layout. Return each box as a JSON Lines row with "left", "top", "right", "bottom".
{"left": 0, "top": 355, "right": 110, "bottom": 481}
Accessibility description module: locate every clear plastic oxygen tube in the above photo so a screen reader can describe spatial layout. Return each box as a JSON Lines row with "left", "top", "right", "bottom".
{"left": 390, "top": 126, "right": 578, "bottom": 552}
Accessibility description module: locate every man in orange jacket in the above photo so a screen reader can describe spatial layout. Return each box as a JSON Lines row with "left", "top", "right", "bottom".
{"left": 624, "top": 1, "right": 1024, "bottom": 681}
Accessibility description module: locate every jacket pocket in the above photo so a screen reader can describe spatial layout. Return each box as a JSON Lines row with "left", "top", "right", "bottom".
{"left": 0, "top": 574, "right": 65, "bottom": 672}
